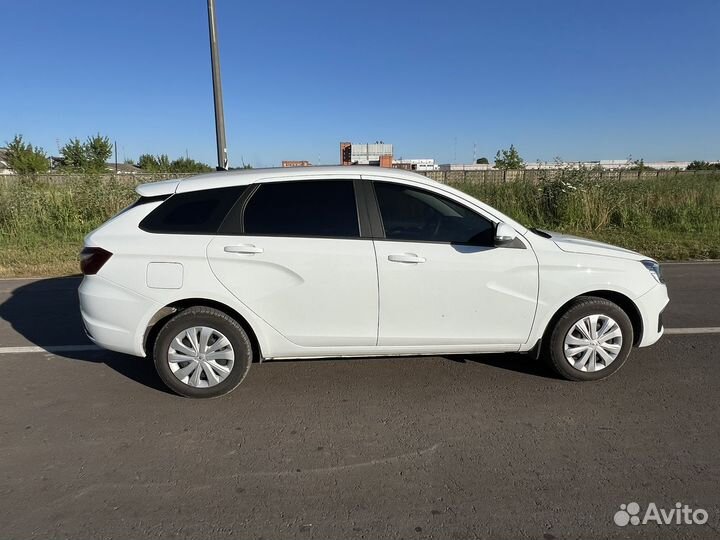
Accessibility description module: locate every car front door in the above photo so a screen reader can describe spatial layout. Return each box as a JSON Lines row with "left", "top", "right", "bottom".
{"left": 368, "top": 179, "right": 538, "bottom": 350}
{"left": 206, "top": 177, "right": 378, "bottom": 348}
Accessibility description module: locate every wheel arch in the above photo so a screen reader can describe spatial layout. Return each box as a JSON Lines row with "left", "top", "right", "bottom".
{"left": 542, "top": 290, "right": 643, "bottom": 347}
{"left": 143, "top": 298, "right": 263, "bottom": 362}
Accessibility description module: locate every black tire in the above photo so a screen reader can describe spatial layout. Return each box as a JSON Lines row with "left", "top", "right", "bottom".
{"left": 545, "top": 296, "right": 634, "bottom": 382}
{"left": 153, "top": 306, "right": 252, "bottom": 398}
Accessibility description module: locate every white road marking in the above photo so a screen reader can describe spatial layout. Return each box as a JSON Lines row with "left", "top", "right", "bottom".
{"left": 660, "top": 260, "right": 720, "bottom": 265}
{"left": 664, "top": 327, "right": 720, "bottom": 335}
{"left": 0, "top": 328, "right": 718, "bottom": 355}
{"left": 0, "top": 345, "right": 100, "bottom": 354}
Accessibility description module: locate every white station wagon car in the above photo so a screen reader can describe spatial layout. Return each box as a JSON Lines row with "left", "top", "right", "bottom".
{"left": 79, "top": 166, "right": 668, "bottom": 398}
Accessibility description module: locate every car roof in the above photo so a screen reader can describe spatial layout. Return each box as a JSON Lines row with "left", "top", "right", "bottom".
{"left": 135, "top": 165, "right": 441, "bottom": 197}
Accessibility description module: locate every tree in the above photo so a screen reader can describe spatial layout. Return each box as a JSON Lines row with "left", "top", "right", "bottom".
{"left": 137, "top": 154, "right": 170, "bottom": 171}
{"left": 138, "top": 153, "right": 212, "bottom": 173}
{"left": 156, "top": 154, "right": 171, "bottom": 171}
{"left": 137, "top": 154, "right": 161, "bottom": 171}
{"left": 59, "top": 134, "right": 113, "bottom": 172}
{"left": 60, "top": 138, "right": 87, "bottom": 170}
{"left": 629, "top": 159, "right": 655, "bottom": 172}
{"left": 85, "top": 134, "right": 113, "bottom": 172}
{"left": 687, "top": 160, "right": 720, "bottom": 171}
{"left": 169, "top": 157, "right": 213, "bottom": 173}
{"left": 476, "top": 157, "right": 489, "bottom": 164}
{"left": 494, "top": 144, "right": 524, "bottom": 169}
{"left": 4, "top": 135, "right": 50, "bottom": 174}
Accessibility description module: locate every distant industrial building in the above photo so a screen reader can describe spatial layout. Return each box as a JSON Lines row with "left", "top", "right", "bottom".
{"left": 393, "top": 158, "right": 438, "bottom": 171}
{"left": 441, "top": 160, "right": 715, "bottom": 171}
{"left": 281, "top": 160, "right": 312, "bottom": 167}
{"left": 526, "top": 160, "right": 700, "bottom": 170}
{"left": 341, "top": 142, "right": 393, "bottom": 167}
{"left": 337, "top": 143, "right": 715, "bottom": 171}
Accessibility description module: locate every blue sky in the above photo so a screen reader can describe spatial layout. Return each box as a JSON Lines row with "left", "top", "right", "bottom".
{"left": 2, "top": 0, "right": 719, "bottom": 167}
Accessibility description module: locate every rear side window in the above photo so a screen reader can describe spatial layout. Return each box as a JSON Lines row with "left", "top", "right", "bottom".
{"left": 373, "top": 181, "right": 494, "bottom": 245}
{"left": 140, "top": 186, "right": 246, "bottom": 234}
{"left": 243, "top": 180, "right": 359, "bottom": 238}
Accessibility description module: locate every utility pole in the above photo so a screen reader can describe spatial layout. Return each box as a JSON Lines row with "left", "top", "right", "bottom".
{"left": 207, "top": 0, "right": 228, "bottom": 170}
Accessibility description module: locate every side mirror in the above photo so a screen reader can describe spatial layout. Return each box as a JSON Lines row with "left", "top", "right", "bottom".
{"left": 494, "top": 222, "right": 518, "bottom": 247}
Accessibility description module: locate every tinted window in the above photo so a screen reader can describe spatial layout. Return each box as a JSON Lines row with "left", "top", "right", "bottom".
{"left": 113, "top": 194, "right": 170, "bottom": 220}
{"left": 140, "top": 186, "right": 246, "bottom": 234}
{"left": 374, "top": 182, "right": 494, "bottom": 245}
{"left": 243, "top": 180, "right": 359, "bottom": 238}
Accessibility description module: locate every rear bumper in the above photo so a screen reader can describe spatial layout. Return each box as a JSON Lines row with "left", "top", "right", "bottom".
{"left": 635, "top": 283, "right": 669, "bottom": 347}
{"left": 78, "top": 275, "right": 160, "bottom": 357}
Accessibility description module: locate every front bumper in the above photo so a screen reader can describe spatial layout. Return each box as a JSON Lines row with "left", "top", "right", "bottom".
{"left": 78, "top": 275, "right": 160, "bottom": 357}
{"left": 635, "top": 283, "right": 670, "bottom": 347}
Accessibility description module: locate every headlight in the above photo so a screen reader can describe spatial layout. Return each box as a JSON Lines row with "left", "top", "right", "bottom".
{"left": 641, "top": 260, "right": 664, "bottom": 283}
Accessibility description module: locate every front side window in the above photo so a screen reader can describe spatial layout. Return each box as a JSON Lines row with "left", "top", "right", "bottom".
{"left": 140, "top": 186, "right": 246, "bottom": 234}
{"left": 243, "top": 180, "right": 359, "bottom": 238}
{"left": 374, "top": 182, "right": 494, "bottom": 245}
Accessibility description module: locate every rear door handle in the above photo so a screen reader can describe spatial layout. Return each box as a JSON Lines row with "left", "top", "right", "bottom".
{"left": 388, "top": 253, "right": 426, "bottom": 264}
{"left": 224, "top": 244, "right": 264, "bottom": 254}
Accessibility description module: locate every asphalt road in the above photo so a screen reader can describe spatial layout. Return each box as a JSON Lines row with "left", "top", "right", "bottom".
{"left": 1, "top": 263, "right": 719, "bottom": 539}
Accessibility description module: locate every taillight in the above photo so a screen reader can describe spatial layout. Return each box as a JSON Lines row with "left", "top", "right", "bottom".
{"left": 80, "top": 247, "right": 113, "bottom": 275}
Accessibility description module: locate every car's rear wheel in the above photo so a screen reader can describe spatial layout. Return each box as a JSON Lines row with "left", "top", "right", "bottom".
{"left": 546, "top": 296, "right": 634, "bottom": 381}
{"left": 153, "top": 306, "right": 252, "bottom": 398}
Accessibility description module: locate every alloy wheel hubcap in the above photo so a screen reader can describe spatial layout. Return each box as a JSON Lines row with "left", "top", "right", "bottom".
{"left": 563, "top": 314, "right": 622, "bottom": 372}
{"left": 167, "top": 326, "right": 234, "bottom": 388}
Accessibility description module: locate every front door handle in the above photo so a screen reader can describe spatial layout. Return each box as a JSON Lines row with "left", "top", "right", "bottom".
{"left": 224, "top": 244, "right": 264, "bottom": 254}
{"left": 388, "top": 253, "right": 426, "bottom": 264}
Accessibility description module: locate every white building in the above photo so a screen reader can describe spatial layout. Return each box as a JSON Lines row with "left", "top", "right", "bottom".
{"left": 393, "top": 158, "right": 438, "bottom": 171}
{"left": 0, "top": 148, "right": 14, "bottom": 175}
{"left": 350, "top": 143, "right": 393, "bottom": 165}
{"left": 525, "top": 160, "right": 707, "bottom": 170}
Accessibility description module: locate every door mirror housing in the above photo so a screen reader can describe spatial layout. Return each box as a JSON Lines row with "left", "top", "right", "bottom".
{"left": 494, "top": 222, "right": 518, "bottom": 247}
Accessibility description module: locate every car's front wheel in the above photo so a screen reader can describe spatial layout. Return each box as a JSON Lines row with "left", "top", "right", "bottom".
{"left": 153, "top": 306, "right": 253, "bottom": 398}
{"left": 546, "top": 296, "right": 634, "bottom": 381}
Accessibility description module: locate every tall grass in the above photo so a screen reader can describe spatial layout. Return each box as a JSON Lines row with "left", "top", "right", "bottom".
{"left": 455, "top": 171, "right": 720, "bottom": 259}
{"left": 0, "top": 176, "right": 136, "bottom": 240}
{"left": 456, "top": 171, "right": 720, "bottom": 234}
{"left": 0, "top": 176, "right": 137, "bottom": 276}
{"left": 0, "top": 172, "right": 718, "bottom": 276}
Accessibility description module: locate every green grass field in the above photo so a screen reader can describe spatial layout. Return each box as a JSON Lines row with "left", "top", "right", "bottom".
{"left": 0, "top": 177, "right": 136, "bottom": 277}
{"left": 0, "top": 173, "right": 718, "bottom": 277}
{"left": 453, "top": 172, "right": 720, "bottom": 261}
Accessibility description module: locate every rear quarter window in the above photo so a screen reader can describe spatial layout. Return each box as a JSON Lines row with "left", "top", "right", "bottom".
{"left": 139, "top": 186, "right": 246, "bottom": 234}
{"left": 121, "top": 194, "right": 170, "bottom": 214}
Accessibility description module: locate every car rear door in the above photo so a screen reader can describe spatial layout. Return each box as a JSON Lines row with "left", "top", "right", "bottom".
{"left": 366, "top": 178, "right": 539, "bottom": 350}
{"left": 206, "top": 176, "right": 378, "bottom": 348}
